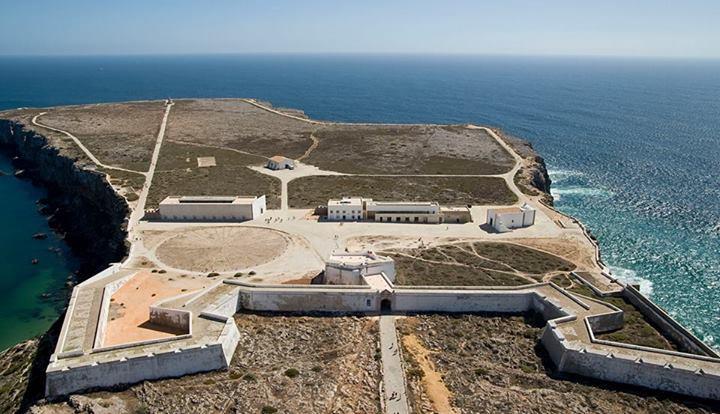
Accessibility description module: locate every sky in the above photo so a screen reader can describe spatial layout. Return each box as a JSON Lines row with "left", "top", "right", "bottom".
{"left": 0, "top": 0, "right": 719, "bottom": 58}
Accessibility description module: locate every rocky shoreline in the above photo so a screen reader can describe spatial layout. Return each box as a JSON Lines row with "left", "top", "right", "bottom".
{"left": 0, "top": 118, "right": 131, "bottom": 413}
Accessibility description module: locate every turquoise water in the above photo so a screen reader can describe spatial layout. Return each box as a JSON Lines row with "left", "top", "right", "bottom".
{"left": 0, "top": 154, "right": 77, "bottom": 350}
{"left": 0, "top": 55, "right": 718, "bottom": 349}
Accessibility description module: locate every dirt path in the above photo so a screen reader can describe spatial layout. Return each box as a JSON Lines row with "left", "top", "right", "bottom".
{"left": 296, "top": 129, "right": 321, "bottom": 162}
{"left": 402, "top": 333, "right": 457, "bottom": 414}
{"left": 32, "top": 112, "right": 146, "bottom": 176}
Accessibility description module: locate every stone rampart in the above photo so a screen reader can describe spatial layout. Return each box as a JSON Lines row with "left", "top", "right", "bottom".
{"left": 46, "top": 341, "right": 231, "bottom": 398}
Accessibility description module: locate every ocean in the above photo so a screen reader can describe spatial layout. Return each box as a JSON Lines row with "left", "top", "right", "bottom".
{"left": 0, "top": 54, "right": 718, "bottom": 350}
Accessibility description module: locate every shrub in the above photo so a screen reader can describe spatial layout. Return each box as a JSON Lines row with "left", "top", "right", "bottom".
{"left": 474, "top": 367, "right": 488, "bottom": 376}
{"left": 249, "top": 270, "right": 257, "bottom": 276}
{"left": 158, "top": 269, "right": 167, "bottom": 274}
{"left": 208, "top": 272, "right": 220, "bottom": 277}
{"left": 311, "top": 365, "right": 322, "bottom": 372}
{"left": 284, "top": 368, "right": 300, "bottom": 378}
{"left": 261, "top": 406, "right": 278, "bottom": 414}
{"left": 243, "top": 372, "right": 257, "bottom": 382}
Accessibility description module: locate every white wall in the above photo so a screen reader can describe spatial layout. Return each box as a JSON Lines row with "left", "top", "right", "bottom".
{"left": 46, "top": 342, "right": 232, "bottom": 397}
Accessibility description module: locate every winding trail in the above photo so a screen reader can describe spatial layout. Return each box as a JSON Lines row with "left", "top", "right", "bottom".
{"left": 32, "top": 112, "right": 146, "bottom": 176}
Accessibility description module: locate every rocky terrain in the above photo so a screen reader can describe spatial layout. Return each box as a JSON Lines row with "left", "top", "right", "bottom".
{"left": 398, "top": 314, "right": 719, "bottom": 413}
{"left": 28, "top": 314, "right": 382, "bottom": 414}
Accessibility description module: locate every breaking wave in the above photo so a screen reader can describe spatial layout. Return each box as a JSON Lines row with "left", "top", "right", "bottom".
{"left": 609, "top": 265, "right": 654, "bottom": 296}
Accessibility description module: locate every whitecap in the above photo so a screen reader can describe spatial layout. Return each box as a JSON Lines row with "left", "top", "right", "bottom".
{"left": 550, "top": 186, "right": 613, "bottom": 201}
{"left": 548, "top": 169, "right": 584, "bottom": 182}
{"left": 609, "top": 265, "right": 654, "bottom": 296}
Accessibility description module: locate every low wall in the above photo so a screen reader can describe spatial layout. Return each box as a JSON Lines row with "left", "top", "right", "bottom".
{"left": 93, "top": 272, "right": 134, "bottom": 349}
{"left": 149, "top": 307, "right": 191, "bottom": 332}
{"left": 46, "top": 341, "right": 231, "bottom": 398}
{"left": 622, "top": 285, "right": 717, "bottom": 357}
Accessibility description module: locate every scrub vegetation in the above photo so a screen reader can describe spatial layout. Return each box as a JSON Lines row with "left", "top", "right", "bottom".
{"left": 304, "top": 124, "right": 515, "bottom": 175}
{"left": 398, "top": 315, "right": 715, "bottom": 413}
{"left": 288, "top": 176, "right": 516, "bottom": 208}
{"left": 147, "top": 141, "right": 281, "bottom": 209}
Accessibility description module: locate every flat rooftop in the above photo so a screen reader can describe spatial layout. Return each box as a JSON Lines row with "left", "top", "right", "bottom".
{"left": 161, "top": 195, "right": 260, "bottom": 205}
{"left": 491, "top": 207, "right": 524, "bottom": 214}
{"left": 369, "top": 201, "right": 438, "bottom": 207}
{"left": 328, "top": 197, "right": 365, "bottom": 206}
{"left": 326, "top": 251, "right": 392, "bottom": 268}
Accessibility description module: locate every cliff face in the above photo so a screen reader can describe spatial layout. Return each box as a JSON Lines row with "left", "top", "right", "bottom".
{"left": 494, "top": 129, "right": 553, "bottom": 205}
{"left": 0, "top": 119, "right": 131, "bottom": 412}
{"left": 0, "top": 119, "right": 129, "bottom": 275}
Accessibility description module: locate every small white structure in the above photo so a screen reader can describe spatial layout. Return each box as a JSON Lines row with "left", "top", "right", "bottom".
{"left": 327, "top": 197, "right": 368, "bottom": 221}
{"left": 266, "top": 155, "right": 294, "bottom": 170}
{"left": 325, "top": 251, "right": 396, "bottom": 285}
{"left": 486, "top": 203, "right": 536, "bottom": 232}
{"left": 159, "top": 195, "right": 266, "bottom": 222}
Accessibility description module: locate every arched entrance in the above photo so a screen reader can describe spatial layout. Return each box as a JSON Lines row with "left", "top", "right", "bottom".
{"left": 380, "top": 298, "right": 392, "bottom": 313}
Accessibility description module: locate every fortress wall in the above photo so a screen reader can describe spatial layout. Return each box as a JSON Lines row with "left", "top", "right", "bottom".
{"left": 238, "top": 289, "right": 378, "bottom": 313}
{"left": 93, "top": 273, "right": 134, "bottom": 349}
{"left": 541, "top": 317, "right": 720, "bottom": 401}
{"left": 622, "top": 285, "right": 718, "bottom": 357}
{"left": 46, "top": 342, "right": 231, "bottom": 398}
{"left": 218, "top": 318, "right": 241, "bottom": 363}
{"left": 392, "top": 290, "right": 533, "bottom": 313}
{"left": 559, "top": 345, "right": 720, "bottom": 400}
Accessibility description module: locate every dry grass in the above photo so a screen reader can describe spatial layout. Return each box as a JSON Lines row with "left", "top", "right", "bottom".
{"left": 147, "top": 141, "right": 280, "bottom": 209}
{"left": 304, "top": 124, "right": 515, "bottom": 174}
{"left": 288, "top": 176, "right": 516, "bottom": 208}
{"left": 385, "top": 242, "right": 575, "bottom": 287}
{"left": 38, "top": 102, "right": 166, "bottom": 171}
{"left": 165, "top": 99, "right": 317, "bottom": 159}
{"left": 567, "top": 280, "right": 681, "bottom": 352}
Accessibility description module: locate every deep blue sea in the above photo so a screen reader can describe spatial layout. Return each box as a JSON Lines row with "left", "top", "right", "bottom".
{"left": 0, "top": 55, "right": 718, "bottom": 350}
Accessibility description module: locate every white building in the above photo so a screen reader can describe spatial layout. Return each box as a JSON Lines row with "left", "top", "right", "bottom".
{"left": 266, "top": 155, "right": 294, "bottom": 170}
{"left": 366, "top": 201, "right": 441, "bottom": 223}
{"left": 158, "top": 195, "right": 266, "bottom": 222}
{"left": 486, "top": 203, "right": 536, "bottom": 232}
{"left": 327, "top": 197, "right": 368, "bottom": 221}
{"left": 324, "top": 251, "right": 396, "bottom": 285}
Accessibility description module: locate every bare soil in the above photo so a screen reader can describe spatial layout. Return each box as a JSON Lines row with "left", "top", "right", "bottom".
{"left": 304, "top": 124, "right": 515, "bottom": 174}
{"left": 154, "top": 227, "right": 289, "bottom": 273}
{"left": 398, "top": 314, "right": 717, "bottom": 414}
{"left": 288, "top": 175, "right": 516, "bottom": 208}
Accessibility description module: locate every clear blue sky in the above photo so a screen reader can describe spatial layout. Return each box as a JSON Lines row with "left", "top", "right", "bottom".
{"left": 1, "top": 0, "right": 719, "bottom": 58}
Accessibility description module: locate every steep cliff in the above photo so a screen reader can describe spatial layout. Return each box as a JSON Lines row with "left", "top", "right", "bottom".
{"left": 0, "top": 117, "right": 130, "bottom": 412}
{"left": 0, "top": 118, "right": 129, "bottom": 275}
{"left": 493, "top": 129, "right": 554, "bottom": 205}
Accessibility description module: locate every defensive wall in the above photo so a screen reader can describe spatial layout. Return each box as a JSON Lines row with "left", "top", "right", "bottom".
{"left": 46, "top": 270, "right": 720, "bottom": 401}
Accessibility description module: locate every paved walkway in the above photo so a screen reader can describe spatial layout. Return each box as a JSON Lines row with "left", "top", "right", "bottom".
{"left": 379, "top": 315, "right": 410, "bottom": 414}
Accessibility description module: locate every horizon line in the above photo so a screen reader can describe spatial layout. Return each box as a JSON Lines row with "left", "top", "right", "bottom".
{"left": 1, "top": 52, "right": 719, "bottom": 61}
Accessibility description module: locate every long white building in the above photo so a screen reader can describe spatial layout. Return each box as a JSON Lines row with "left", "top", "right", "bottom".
{"left": 158, "top": 195, "right": 266, "bottom": 222}
{"left": 326, "top": 197, "right": 470, "bottom": 224}
{"left": 366, "top": 201, "right": 441, "bottom": 223}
